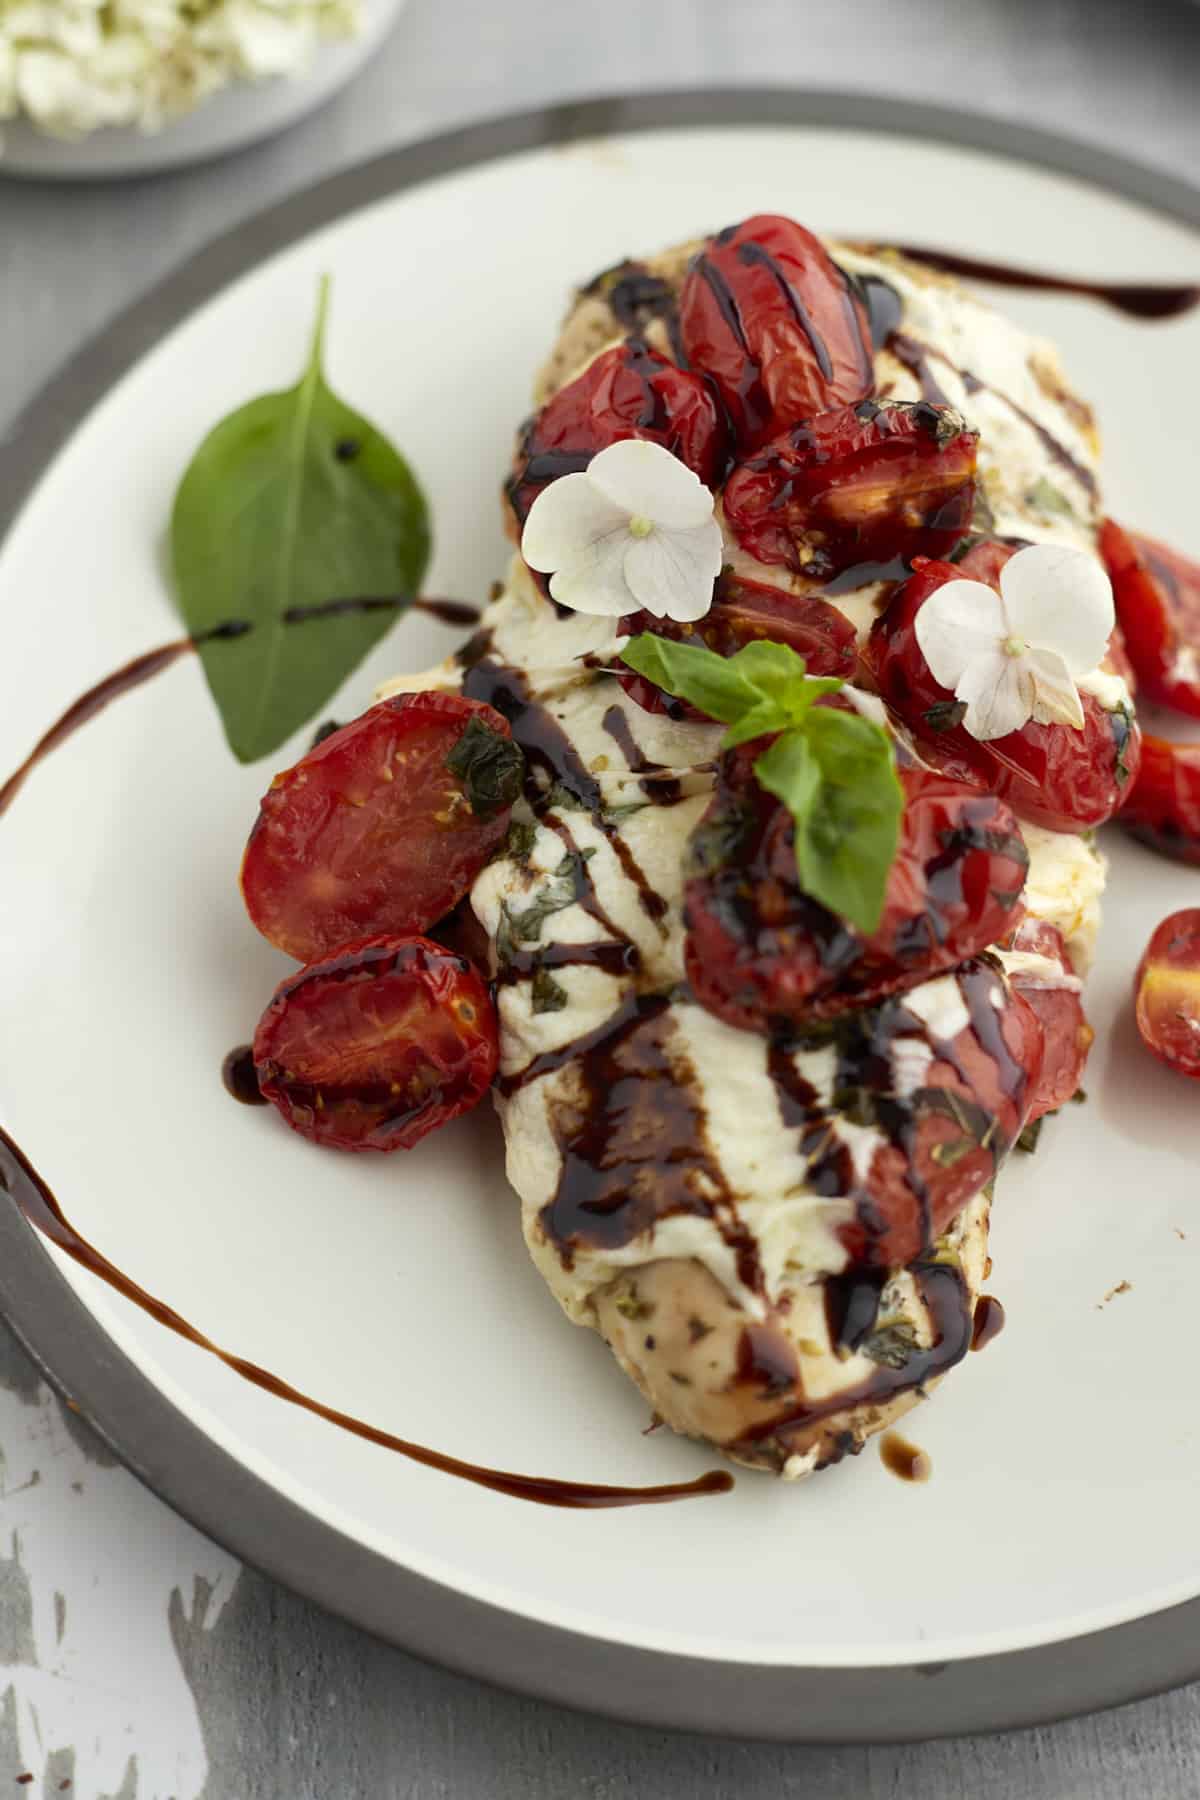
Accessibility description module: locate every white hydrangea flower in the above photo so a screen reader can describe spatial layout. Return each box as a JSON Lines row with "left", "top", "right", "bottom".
{"left": 914, "top": 542, "right": 1115, "bottom": 741}
{"left": 520, "top": 439, "right": 724, "bottom": 623}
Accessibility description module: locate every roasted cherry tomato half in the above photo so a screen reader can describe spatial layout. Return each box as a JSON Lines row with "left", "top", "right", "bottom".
{"left": 678, "top": 213, "right": 873, "bottom": 451}
{"left": 814, "top": 961, "right": 1045, "bottom": 1269}
{"left": 1134, "top": 909, "right": 1200, "bottom": 1080}
{"left": 1001, "top": 918, "right": 1092, "bottom": 1120}
{"left": 683, "top": 745, "right": 1028, "bottom": 1034}
{"left": 253, "top": 935, "right": 499, "bottom": 1151}
{"left": 241, "top": 692, "right": 524, "bottom": 963}
{"left": 504, "top": 337, "right": 728, "bottom": 533}
{"left": 1120, "top": 732, "right": 1200, "bottom": 865}
{"left": 866, "top": 553, "right": 1141, "bottom": 832}
{"left": 1100, "top": 519, "right": 1200, "bottom": 718}
{"left": 616, "top": 571, "right": 858, "bottom": 719}
{"left": 722, "top": 399, "right": 978, "bottom": 581}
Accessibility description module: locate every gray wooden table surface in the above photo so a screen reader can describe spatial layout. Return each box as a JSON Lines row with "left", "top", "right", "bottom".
{"left": 3, "top": 1, "right": 1200, "bottom": 1793}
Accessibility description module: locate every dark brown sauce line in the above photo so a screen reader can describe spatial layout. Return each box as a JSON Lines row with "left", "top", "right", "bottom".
{"left": 0, "top": 1125, "right": 730, "bottom": 1509}
{"left": 0, "top": 597, "right": 483, "bottom": 822}
{"left": 284, "top": 595, "right": 483, "bottom": 628}
{"left": 877, "top": 245, "right": 1200, "bottom": 321}
{"left": 0, "top": 636, "right": 196, "bottom": 820}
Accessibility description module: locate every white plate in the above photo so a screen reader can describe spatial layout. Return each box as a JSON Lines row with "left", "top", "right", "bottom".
{"left": 0, "top": 0, "right": 406, "bottom": 180}
{"left": 1, "top": 94, "right": 1199, "bottom": 1741}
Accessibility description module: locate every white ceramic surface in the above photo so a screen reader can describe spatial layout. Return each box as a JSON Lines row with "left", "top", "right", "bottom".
{"left": 0, "top": 123, "right": 1198, "bottom": 1683}
{"left": 0, "top": 0, "right": 406, "bottom": 180}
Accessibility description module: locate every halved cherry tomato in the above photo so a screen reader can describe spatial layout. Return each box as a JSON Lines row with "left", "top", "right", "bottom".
{"left": 683, "top": 744, "right": 1028, "bottom": 1033}
{"left": 616, "top": 572, "right": 858, "bottom": 719}
{"left": 813, "top": 960, "right": 1045, "bottom": 1269}
{"left": 866, "top": 554, "right": 1141, "bottom": 831}
{"left": 1100, "top": 519, "right": 1200, "bottom": 717}
{"left": 241, "top": 692, "right": 524, "bottom": 962}
{"left": 678, "top": 214, "right": 873, "bottom": 451}
{"left": 1134, "top": 909, "right": 1200, "bottom": 1080}
{"left": 253, "top": 935, "right": 498, "bottom": 1151}
{"left": 722, "top": 399, "right": 977, "bottom": 580}
{"left": 504, "top": 338, "right": 728, "bottom": 533}
{"left": 1120, "top": 732, "right": 1200, "bottom": 865}
{"left": 1001, "top": 917, "right": 1092, "bottom": 1119}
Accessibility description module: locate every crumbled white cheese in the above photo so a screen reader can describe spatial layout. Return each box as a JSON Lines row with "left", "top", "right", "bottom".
{"left": 0, "top": 0, "right": 361, "bottom": 142}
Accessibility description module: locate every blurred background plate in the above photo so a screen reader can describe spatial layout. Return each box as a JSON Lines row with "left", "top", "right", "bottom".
{"left": 0, "top": 0, "right": 407, "bottom": 181}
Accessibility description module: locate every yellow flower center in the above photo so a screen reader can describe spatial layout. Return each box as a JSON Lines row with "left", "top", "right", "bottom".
{"left": 628, "top": 514, "right": 654, "bottom": 539}
{"left": 1002, "top": 635, "right": 1027, "bottom": 658}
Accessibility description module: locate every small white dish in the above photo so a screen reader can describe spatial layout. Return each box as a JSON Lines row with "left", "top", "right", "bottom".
{"left": 0, "top": 0, "right": 406, "bottom": 181}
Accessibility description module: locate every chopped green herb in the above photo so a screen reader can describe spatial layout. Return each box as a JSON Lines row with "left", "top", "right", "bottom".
{"left": 861, "top": 1321, "right": 918, "bottom": 1369}
{"left": 505, "top": 850, "right": 591, "bottom": 944}
{"left": 1026, "top": 476, "right": 1075, "bottom": 518}
{"left": 502, "top": 817, "right": 538, "bottom": 863}
{"left": 543, "top": 780, "right": 589, "bottom": 813}
{"left": 445, "top": 716, "right": 526, "bottom": 817}
{"left": 1016, "top": 1116, "right": 1045, "bottom": 1155}
{"left": 531, "top": 968, "right": 569, "bottom": 1014}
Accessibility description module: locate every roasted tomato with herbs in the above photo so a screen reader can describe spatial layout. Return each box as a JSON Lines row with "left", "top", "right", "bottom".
{"left": 813, "top": 961, "right": 1045, "bottom": 1269}
{"left": 616, "top": 572, "right": 858, "bottom": 719}
{"left": 722, "top": 399, "right": 978, "bottom": 581}
{"left": 253, "top": 935, "right": 498, "bottom": 1151}
{"left": 1001, "top": 918, "right": 1092, "bottom": 1120}
{"left": 678, "top": 213, "right": 873, "bottom": 451}
{"left": 1120, "top": 732, "right": 1200, "bottom": 865}
{"left": 504, "top": 337, "right": 728, "bottom": 532}
{"left": 241, "top": 692, "right": 524, "bottom": 962}
{"left": 866, "top": 554, "right": 1141, "bottom": 832}
{"left": 1134, "top": 909, "right": 1200, "bottom": 1080}
{"left": 683, "top": 745, "right": 1028, "bottom": 1033}
{"left": 1100, "top": 519, "right": 1200, "bottom": 717}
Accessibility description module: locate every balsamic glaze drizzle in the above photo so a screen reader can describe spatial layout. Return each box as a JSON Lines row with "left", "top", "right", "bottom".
{"left": 0, "top": 1123, "right": 730, "bottom": 1508}
{"left": 876, "top": 246, "right": 1199, "bottom": 321}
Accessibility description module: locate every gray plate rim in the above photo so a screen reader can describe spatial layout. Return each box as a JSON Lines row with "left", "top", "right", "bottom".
{"left": 1, "top": 88, "right": 1198, "bottom": 1744}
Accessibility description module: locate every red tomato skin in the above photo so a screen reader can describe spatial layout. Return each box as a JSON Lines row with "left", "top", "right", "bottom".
{"left": 241, "top": 692, "right": 521, "bottom": 963}
{"left": 1120, "top": 733, "right": 1200, "bottom": 866}
{"left": 819, "top": 963, "right": 1045, "bottom": 1270}
{"left": 1100, "top": 519, "right": 1200, "bottom": 718}
{"left": 616, "top": 572, "right": 858, "bottom": 719}
{"left": 253, "top": 935, "right": 499, "bottom": 1152}
{"left": 1134, "top": 909, "right": 1200, "bottom": 1080}
{"left": 683, "top": 745, "right": 1029, "bottom": 1035}
{"left": 1001, "top": 918, "right": 1093, "bottom": 1119}
{"left": 504, "top": 338, "right": 728, "bottom": 533}
{"left": 866, "top": 555, "right": 1142, "bottom": 832}
{"left": 722, "top": 399, "right": 978, "bottom": 580}
{"left": 678, "top": 214, "right": 873, "bottom": 450}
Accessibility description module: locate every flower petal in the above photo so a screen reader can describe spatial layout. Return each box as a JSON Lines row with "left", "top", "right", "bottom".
{"left": 548, "top": 531, "right": 635, "bottom": 616}
{"left": 622, "top": 517, "right": 724, "bottom": 622}
{"left": 955, "top": 648, "right": 1035, "bottom": 741}
{"left": 1026, "top": 645, "right": 1086, "bottom": 730}
{"left": 587, "top": 439, "right": 715, "bottom": 531}
{"left": 913, "top": 578, "right": 1008, "bottom": 689}
{"left": 521, "top": 472, "right": 629, "bottom": 574}
{"left": 1000, "top": 543, "right": 1114, "bottom": 675}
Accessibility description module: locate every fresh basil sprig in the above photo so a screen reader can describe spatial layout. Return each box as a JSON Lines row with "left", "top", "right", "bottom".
{"left": 171, "top": 278, "right": 431, "bottom": 763}
{"left": 619, "top": 634, "right": 902, "bottom": 932}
